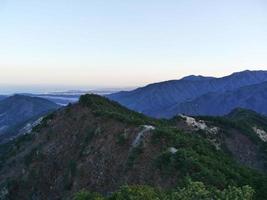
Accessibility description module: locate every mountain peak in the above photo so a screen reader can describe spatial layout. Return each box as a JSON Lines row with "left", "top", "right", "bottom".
{"left": 181, "top": 75, "right": 214, "bottom": 81}
{"left": 79, "top": 94, "right": 153, "bottom": 125}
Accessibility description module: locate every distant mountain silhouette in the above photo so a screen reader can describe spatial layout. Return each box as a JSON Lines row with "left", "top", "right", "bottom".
{"left": 0, "top": 95, "right": 60, "bottom": 143}
{"left": 108, "top": 70, "right": 267, "bottom": 118}
{"left": 180, "top": 75, "right": 215, "bottom": 81}
{"left": 166, "top": 81, "right": 267, "bottom": 117}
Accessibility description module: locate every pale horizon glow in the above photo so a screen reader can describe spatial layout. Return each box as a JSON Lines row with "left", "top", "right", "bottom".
{"left": 0, "top": 0, "right": 266, "bottom": 93}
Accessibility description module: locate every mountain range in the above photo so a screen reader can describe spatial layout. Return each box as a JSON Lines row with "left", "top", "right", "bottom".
{"left": 108, "top": 70, "right": 267, "bottom": 118}
{"left": 167, "top": 81, "right": 267, "bottom": 117}
{"left": 1, "top": 70, "right": 267, "bottom": 199}
{"left": 1, "top": 94, "right": 267, "bottom": 199}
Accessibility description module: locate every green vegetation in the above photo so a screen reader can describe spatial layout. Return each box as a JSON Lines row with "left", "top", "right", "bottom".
{"left": 79, "top": 94, "right": 157, "bottom": 126}
{"left": 115, "top": 132, "right": 127, "bottom": 145}
{"left": 64, "top": 160, "right": 78, "bottom": 190}
{"left": 79, "top": 94, "right": 175, "bottom": 130}
{"left": 151, "top": 127, "right": 267, "bottom": 199}
{"left": 197, "top": 108, "right": 267, "bottom": 144}
{"left": 74, "top": 180, "right": 254, "bottom": 200}
{"left": 74, "top": 190, "right": 104, "bottom": 200}
{"left": 197, "top": 109, "right": 267, "bottom": 171}
{"left": 0, "top": 133, "right": 35, "bottom": 169}
{"left": 32, "top": 112, "right": 55, "bottom": 132}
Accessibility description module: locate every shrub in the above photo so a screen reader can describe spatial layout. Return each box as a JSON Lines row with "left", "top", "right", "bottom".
{"left": 74, "top": 181, "right": 254, "bottom": 200}
{"left": 109, "top": 185, "right": 160, "bottom": 200}
{"left": 116, "top": 132, "right": 127, "bottom": 145}
{"left": 74, "top": 190, "right": 104, "bottom": 200}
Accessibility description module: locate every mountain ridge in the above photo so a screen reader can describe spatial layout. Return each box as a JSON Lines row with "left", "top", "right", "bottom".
{"left": 168, "top": 81, "right": 267, "bottom": 117}
{"left": 107, "top": 70, "right": 267, "bottom": 118}
{"left": 0, "top": 94, "right": 60, "bottom": 143}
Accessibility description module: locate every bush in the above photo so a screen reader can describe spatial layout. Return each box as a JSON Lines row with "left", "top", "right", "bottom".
{"left": 171, "top": 180, "right": 254, "bottom": 200}
{"left": 109, "top": 185, "right": 160, "bottom": 200}
{"left": 74, "top": 190, "right": 104, "bottom": 200}
{"left": 116, "top": 132, "right": 127, "bottom": 145}
{"left": 74, "top": 181, "right": 254, "bottom": 200}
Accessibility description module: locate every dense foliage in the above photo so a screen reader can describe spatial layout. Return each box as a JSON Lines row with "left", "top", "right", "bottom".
{"left": 151, "top": 127, "right": 267, "bottom": 200}
{"left": 74, "top": 180, "right": 254, "bottom": 200}
{"left": 79, "top": 94, "right": 171, "bottom": 127}
{"left": 197, "top": 108, "right": 267, "bottom": 171}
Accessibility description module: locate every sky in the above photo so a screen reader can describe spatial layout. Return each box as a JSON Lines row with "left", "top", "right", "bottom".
{"left": 0, "top": 0, "right": 266, "bottom": 93}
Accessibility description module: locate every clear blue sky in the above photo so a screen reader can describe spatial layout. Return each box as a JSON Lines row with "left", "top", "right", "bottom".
{"left": 0, "top": 0, "right": 266, "bottom": 93}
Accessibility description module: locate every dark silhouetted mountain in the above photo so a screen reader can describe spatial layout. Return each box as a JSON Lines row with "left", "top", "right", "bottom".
{"left": 168, "top": 81, "right": 267, "bottom": 117}
{"left": 181, "top": 75, "right": 215, "bottom": 81}
{"left": 108, "top": 70, "right": 267, "bottom": 118}
{"left": 1, "top": 95, "right": 267, "bottom": 199}
{"left": 0, "top": 95, "right": 60, "bottom": 143}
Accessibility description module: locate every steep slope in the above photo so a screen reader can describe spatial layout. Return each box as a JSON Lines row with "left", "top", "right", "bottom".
{"left": 108, "top": 70, "right": 267, "bottom": 117}
{"left": 0, "top": 95, "right": 267, "bottom": 200}
{"left": 167, "top": 81, "right": 267, "bottom": 117}
{"left": 193, "top": 108, "right": 267, "bottom": 172}
{"left": 0, "top": 95, "right": 60, "bottom": 143}
{"left": 226, "top": 108, "right": 267, "bottom": 143}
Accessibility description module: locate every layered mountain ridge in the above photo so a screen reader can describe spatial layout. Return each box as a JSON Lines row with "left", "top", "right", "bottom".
{"left": 167, "top": 81, "right": 267, "bottom": 117}
{"left": 107, "top": 70, "right": 267, "bottom": 118}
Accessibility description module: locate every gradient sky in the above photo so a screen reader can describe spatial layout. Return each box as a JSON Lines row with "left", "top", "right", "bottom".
{"left": 0, "top": 0, "right": 266, "bottom": 93}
